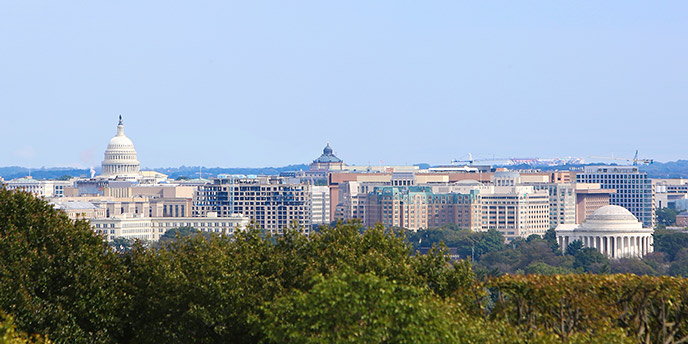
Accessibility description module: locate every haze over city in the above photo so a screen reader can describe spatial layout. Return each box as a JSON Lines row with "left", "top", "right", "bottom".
{"left": 1, "top": 1, "right": 687, "bottom": 168}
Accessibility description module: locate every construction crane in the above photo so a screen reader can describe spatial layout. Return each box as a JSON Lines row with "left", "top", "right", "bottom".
{"left": 589, "top": 150, "right": 654, "bottom": 166}
{"left": 451, "top": 153, "right": 506, "bottom": 165}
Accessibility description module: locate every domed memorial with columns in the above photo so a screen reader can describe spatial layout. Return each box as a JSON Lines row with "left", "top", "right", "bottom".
{"left": 555, "top": 205, "right": 653, "bottom": 259}
{"left": 100, "top": 116, "right": 141, "bottom": 181}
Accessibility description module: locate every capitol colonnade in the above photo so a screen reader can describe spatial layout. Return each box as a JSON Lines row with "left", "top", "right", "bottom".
{"left": 555, "top": 205, "right": 654, "bottom": 259}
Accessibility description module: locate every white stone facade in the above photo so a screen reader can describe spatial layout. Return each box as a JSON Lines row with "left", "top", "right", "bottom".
{"left": 556, "top": 205, "right": 653, "bottom": 259}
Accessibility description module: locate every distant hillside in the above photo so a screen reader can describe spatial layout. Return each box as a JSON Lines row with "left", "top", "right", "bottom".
{"left": 3, "top": 161, "right": 688, "bottom": 180}
{"left": 0, "top": 165, "right": 310, "bottom": 180}
{"left": 503, "top": 160, "right": 688, "bottom": 179}
{"left": 0, "top": 167, "right": 95, "bottom": 180}
{"left": 150, "top": 165, "right": 310, "bottom": 179}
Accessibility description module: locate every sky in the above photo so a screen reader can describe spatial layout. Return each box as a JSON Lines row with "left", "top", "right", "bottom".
{"left": 1, "top": 1, "right": 687, "bottom": 168}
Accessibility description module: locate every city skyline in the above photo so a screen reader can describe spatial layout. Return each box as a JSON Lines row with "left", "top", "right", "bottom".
{"left": 2, "top": 1, "right": 687, "bottom": 168}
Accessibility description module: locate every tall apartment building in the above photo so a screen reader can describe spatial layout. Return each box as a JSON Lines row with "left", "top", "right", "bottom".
{"left": 577, "top": 166, "right": 654, "bottom": 228}
{"left": 310, "top": 185, "right": 330, "bottom": 225}
{"left": 192, "top": 176, "right": 311, "bottom": 233}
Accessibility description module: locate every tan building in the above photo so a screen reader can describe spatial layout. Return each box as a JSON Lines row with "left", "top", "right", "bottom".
{"left": 363, "top": 186, "right": 479, "bottom": 231}
{"left": 53, "top": 201, "right": 106, "bottom": 220}
{"left": 574, "top": 183, "right": 615, "bottom": 224}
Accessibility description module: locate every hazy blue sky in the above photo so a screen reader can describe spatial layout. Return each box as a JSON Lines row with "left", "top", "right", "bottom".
{"left": 1, "top": 1, "right": 686, "bottom": 168}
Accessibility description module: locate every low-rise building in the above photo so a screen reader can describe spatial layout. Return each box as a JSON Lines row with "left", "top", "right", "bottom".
{"left": 3, "top": 177, "right": 73, "bottom": 198}
{"left": 91, "top": 213, "right": 250, "bottom": 241}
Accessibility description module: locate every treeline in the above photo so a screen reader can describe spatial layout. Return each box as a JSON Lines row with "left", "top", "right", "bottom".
{"left": 3, "top": 189, "right": 688, "bottom": 343}
{"left": 408, "top": 225, "right": 688, "bottom": 277}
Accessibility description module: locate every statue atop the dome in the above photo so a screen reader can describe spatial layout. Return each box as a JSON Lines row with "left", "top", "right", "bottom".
{"left": 118, "top": 115, "right": 123, "bottom": 126}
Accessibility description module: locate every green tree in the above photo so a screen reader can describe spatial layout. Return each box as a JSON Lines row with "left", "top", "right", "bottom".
{"left": 565, "top": 239, "right": 584, "bottom": 257}
{"left": 610, "top": 258, "right": 657, "bottom": 275}
{"left": 524, "top": 262, "right": 574, "bottom": 275}
{"left": 653, "top": 228, "right": 688, "bottom": 261}
{"left": 108, "top": 237, "right": 137, "bottom": 253}
{"left": 542, "top": 228, "right": 560, "bottom": 253}
{"left": 258, "top": 271, "right": 462, "bottom": 344}
{"left": 668, "top": 248, "right": 688, "bottom": 277}
{"left": 573, "top": 247, "right": 608, "bottom": 273}
{"left": 656, "top": 207, "right": 678, "bottom": 228}
{"left": 0, "top": 189, "right": 126, "bottom": 344}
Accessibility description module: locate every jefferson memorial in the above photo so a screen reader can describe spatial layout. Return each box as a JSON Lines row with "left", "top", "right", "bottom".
{"left": 555, "top": 205, "right": 653, "bottom": 259}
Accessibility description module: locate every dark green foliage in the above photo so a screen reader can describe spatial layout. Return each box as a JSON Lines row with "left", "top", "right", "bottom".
{"left": 474, "top": 237, "right": 574, "bottom": 276}
{"left": 0, "top": 189, "right": 126, "bottom": 344}
{"left": 406, "top": 226, "right": 505, "bottom": 260}
{"left": 573, "top": 247, "right": 608, "bottom": 273}
{"left": 668, "top": 248, "right": 688, "bottom": 277}
{"left": 542, "top": 228, "right": 560, "bottom": 252}
{"left": 109, "top": 236, "right": 137, "bottom": 253}
{"left": 656, "top": 207, "right": 679, "bottom": 228}
{"left": 654, "top": 229, "right": 688, "bottom": 260}
{"left": 565, "top": 239, "right": 583, "bottom": 257}
{"left": 610, "top": 258, "right": 658, "bottom": 275}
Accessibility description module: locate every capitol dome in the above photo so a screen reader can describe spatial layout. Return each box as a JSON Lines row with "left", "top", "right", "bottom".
{"left": 101, "top": 116, "right": 140, "bottom": 179}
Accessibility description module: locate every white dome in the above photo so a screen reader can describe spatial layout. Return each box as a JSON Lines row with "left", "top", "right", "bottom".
{"left": 581, "top": 205, "right": 643, "bottom": 231}
{"left": 101, "top": 117, "right": 140, "bottom": 179}
{"left": 107, "top": 134, "right": 135, "bottom": 148}
{"left": 587, "top": 205, "right": 638, "bottom": 222}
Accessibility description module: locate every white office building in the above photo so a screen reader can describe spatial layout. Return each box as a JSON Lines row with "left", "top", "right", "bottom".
{"left": 91, "top": 213, "right": 250, "bottom": 241}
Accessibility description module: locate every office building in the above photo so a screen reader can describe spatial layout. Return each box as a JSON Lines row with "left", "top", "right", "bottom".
{"left": 193, "top": 176, "right": 312, "bottom": 233}
{"left": 577, "top": 166, "right": 654, "bottom": 228}
{"left": 91, "top": 213, "right": 250, "bottom": 241}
